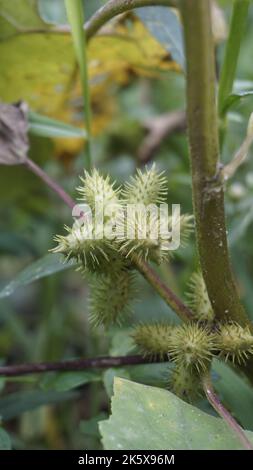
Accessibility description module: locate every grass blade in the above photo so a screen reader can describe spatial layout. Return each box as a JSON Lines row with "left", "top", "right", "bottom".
{"left": 28, "top": 111, "right": 87, "bottom": 139}
{"left": 64, "top": 0, "right": 92, "bottom": 170}
{"left": 218, "top": 0, "right": 250, "bottom": 117}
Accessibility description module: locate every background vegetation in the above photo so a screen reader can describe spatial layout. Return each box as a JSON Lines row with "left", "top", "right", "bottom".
{"left": 1, "top": 0, "right": 253, "bottom": 450}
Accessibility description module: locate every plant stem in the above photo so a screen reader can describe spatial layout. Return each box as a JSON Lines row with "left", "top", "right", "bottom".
{"left": 179, "top": 0, "right": 249, "bottom": 328}
{"left": 0, "top": 355, "right": 166, "bottom": 377}
{"left": 84, "top": 0, "right": 178, "bottom": 40}
{"left": 134, "top": 257, "right": 193, "bottom": 321}
{"left": 218, "top": 0, "right": 250, "bottom": 117}
{"left": 65, "top": 0, "right": 92, "bottom": 170}
{"left": 25, "top": 158, "right": 75, "bottom": 210}
{"left": 203, "top": 374, "right": 253, "bottom": 450}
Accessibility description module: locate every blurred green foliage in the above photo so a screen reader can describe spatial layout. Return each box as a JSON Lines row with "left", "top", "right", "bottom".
{"left": 1, "top": 0, "right": 253, "bottom": 449}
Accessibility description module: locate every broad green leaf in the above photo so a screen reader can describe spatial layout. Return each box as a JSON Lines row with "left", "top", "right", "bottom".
{"left": 99, "top": 378, "right": 253, "bottom": 450}
{"left": 136, "top": 7, "right": 185, "bottom": 70}
{"left": 222, "top": 91, "right": 253, "bottom": 114}
{"left": 0, "top": 428, "right": 11, "bottom": 450}
{"left": 80, "top": 412, "right": 108, "bottom": 439}
{"left": 213, "top": 359, "right": 253, "bottom": 431}
{"left": 28, "top": 111, "right": 87, "bottom": 139}
{"left": 129, "top": 363, "right": 171, "bottom": 388}
{"left": 0, "top": 0, "right": 48, "bottom": 40}
{"left": 0, "top": 254, "right": 77, "bottom": 299}
{"left": 0, "top": 390, "right": 78, "bottom": 421}
{"left": 109, "top": 329, "right": 135, "bottom": 357}
{"left": 40, "top": 370, "right": 100, "bottom": 392}
{"left": 103, "top": 368, "right": 131, "bottom": 398}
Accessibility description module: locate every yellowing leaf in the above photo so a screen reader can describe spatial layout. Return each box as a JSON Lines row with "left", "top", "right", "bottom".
{"left": 0, "top": 2, "right": 182, "bottom": 160}
{"left": 0, "top": 0, "right": 48, "bottom": 40}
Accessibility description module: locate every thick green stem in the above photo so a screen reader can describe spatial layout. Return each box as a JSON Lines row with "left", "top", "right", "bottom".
{"left": 180, "top": 0, "right": 249, "bottom": 327}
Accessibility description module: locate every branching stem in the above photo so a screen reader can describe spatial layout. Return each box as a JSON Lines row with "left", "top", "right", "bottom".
{"left": 179, "top": 0, "right": 249, "bottom": 328}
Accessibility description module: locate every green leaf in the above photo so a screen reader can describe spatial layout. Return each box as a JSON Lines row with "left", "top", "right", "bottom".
{"left": 136, "top": 7, "right": 185, "bottom": 70}
{"left": 28, "top": 111, "right": 87, "bottom": 139}
{"left": 80, "top": 412, "right": 108, "bottom": 439}
{"left": 109, "top": 329, "right": 135, "bottom": 357}
{"left": 213, "top": 359, "right": 253, "bottom": 431}
{"left": 40, "top": 371, "right": 101, "bottom": 392}
{"left": 221, "top": 90, "right": 253, "bottom": 114}
{"left": 0, "top": 254, "right": 77, "bottom": 299}
{"left": 103, "top": 368, "right": 131, "bottom": 398}
{"left": 99, "top": 378, "right": 253, "bottom": 450}
{"left": 0, "top": 428, "right": 11, "bottom": 450}
{"left": 0, "top": 390, "right": 78, "bottom": 421}
{"left": 0, "top": 0, "right": 48, "bottom": 40}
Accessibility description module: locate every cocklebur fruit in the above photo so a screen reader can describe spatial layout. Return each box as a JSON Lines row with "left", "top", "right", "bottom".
{"left": 132, "top": 323, "right": 173, "bottom": 359}
{"left": 170, "top": 364, "right": 202, "bottom": 403}
{"left": 88, "top": 269, "right": 137, "bottom": 327}
{"left": 216, "top": 323, "right": 253, "bottom": 364}
{"left": 122, "top": 163, "right": 168, "bottom": 205}
{"left": 51, "top": 222, "right": 113, "bottom": 272}
{"left": 186, "top": 271, "right": 214, "bottom": 322}
{"left": 168, "top": 323, "right": 215, "bottom": 372}
{"left": 77, "top": 169, "right": 120, "bottom": 213}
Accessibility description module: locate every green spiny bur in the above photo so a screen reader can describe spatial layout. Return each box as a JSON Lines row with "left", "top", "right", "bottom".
{"left": 52, "top": 167, "right": 193, "bottom": 327}
{"left": 132, "top": 323, "right": 173, "bottom": 359}
{"left": 77, "top": 169, "right": 121, "bottom": 212}
{"left": 122, "top": 163, "right": 168, "bottom": 205}
{"left": 51, "top": 223, "right": 113, "bottom": 271}
{"left": 186, "top": 271, "right": 214, "bottom": 322}
{"left": 88, "top": 269, "right": 137, "bottom": 327}
{"left": 170, "top": 364, "right": 202, "bottom": 403}
{"left": 216, "top": 323, "right": 253, "bottom": 364}
{"left": 168, "top": 323, "right": 215, "bottom": 372}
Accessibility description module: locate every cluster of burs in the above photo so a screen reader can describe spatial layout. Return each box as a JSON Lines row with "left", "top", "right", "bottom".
{"left": 52, "top": 165, "right": 253, "bottom": 402}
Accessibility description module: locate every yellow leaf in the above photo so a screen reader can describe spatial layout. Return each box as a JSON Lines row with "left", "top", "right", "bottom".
{"left": 0, "top": 10, "right": 181, "bottom": 160}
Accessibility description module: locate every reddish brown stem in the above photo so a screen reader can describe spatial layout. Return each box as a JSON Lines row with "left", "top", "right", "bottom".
{"left": 25, "top": 157, "right": 76, "bottom": 210}
{"left": 0, "top": 355, "right": 166, "bottom": 377}
{"left": 203, "top": 374, "right": 253, "bottom": 450}
{"left": 134, "top": 256, "right": 193, "bottom": 321}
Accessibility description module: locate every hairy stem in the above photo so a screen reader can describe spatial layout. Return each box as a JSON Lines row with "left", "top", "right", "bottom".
{"left": 85, "top": 0, "right": 177, "bottom": 40}
{"left": 25, "top": 158, "right": 75, "bottom": 210}
{"left": 134, "top": 257, "right": 193, "bottom": 322}
{"left": 180, "top": 0, "right": 249, "bottom": 327}
{"left": 0, "top": 355, "right": 166, "bottom": 377}
{"left": 203, "top": 374, "right": 253, "bottom": 450}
